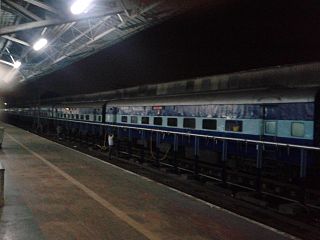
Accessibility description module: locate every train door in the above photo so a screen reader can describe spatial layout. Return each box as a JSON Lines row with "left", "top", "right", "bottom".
{"left": 262, "top": 105, "right": 278, "bottom": 141}
{"left": 93, "top": 108, "right": 97, "bottom": 122}
{"left": 102, "top": 104, "right": 106, "bottom": 123}
{"left": 261, "top": 104, "right": 280, "bottom": 164}
{"left": 105, "top": 106, "right": 117, "bottom": 123}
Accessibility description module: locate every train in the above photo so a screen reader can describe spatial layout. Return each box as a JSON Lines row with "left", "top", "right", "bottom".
{"left": 5, "top": 87, "right": 318, "bottom": 143}
{"left": 4, "top": 87, "right": 320, "bottom": 181}
{"left": 3, "top": 84, "right": 320, "bottom": 203}
{"left": 4, "top": 88, "right": 320, "bottom": 186}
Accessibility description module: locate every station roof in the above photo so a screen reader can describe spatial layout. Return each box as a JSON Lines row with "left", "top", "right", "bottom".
{"left": 0, "top": 0, "right": 203, "bottom": 84}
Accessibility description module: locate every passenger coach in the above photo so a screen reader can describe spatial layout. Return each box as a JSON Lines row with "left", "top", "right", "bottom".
{"left": 105, "top": 88, "right": 318, "bottom": 146}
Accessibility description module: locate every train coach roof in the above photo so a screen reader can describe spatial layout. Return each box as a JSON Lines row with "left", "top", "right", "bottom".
{"left": 53, "top": 102, "right": 103, "bottom": 108}
{"left": 106, "top": 88, "right": 318, "bottom": 107}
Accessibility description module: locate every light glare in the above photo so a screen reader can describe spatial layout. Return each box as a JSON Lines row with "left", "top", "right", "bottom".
{"left": 33, "top": 38, "right": 48, "bottom": 51}
{"left": 70, "top": 0, "right": 93, "bottom": 15}
{"left": 13, "top": 61, "right": 21, "bottom": 69}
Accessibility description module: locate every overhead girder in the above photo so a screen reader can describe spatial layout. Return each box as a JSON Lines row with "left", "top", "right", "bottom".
{"left": 20, "top": 0, "right": 60, "bottom": 15}
{"left": 0, "top": 9, "right": 124, "bottom": 36}
{"left": 2, "top": 35, "right": 30, "bottom": 46}
{"left": 2, "top": 0, "right": 43, "bottom": 21}
{"left": 0, "top": 0, "right": 204, "bottom": 84}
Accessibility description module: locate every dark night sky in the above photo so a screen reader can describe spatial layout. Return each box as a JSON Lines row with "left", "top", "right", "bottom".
{"left": 6, "top": 0, "right": 320, "bottom": 102}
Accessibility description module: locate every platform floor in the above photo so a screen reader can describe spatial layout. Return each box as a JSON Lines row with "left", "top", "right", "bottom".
{"left": 0, "top": 123, "right": 298, "bottom": 240}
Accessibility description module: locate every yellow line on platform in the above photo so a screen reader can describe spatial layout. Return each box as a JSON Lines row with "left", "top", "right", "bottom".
{"left": 6, "top": 133, "right": 161, "bottom": 240}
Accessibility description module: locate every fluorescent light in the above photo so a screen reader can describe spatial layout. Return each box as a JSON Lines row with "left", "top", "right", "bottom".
{"left": 70, "top": 0, "right": 93, "bottom": 15}
{"left": 33, "top": 38, "right": 48, "bottom": 51}
{"left": 13, "top": 61, "right": 21, "bottom": 69}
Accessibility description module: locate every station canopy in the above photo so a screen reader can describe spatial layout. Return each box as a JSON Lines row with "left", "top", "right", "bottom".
{"left": 0, "top": 0, "right": 201, "bottom": 84}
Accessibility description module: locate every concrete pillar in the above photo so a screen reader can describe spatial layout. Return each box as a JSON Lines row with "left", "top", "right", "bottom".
{"left": 0, "top": 161, "right": 4, "bottom": 207}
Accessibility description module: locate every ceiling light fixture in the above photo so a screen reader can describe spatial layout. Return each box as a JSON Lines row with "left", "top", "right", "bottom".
{"left": 70, "top": 0, "right": 93, "bottom": 15}
{"left": 4, "top": 48, "right": 22, "bottom": 69}
{"left": 33, "top": 38, "right": 48, "bottom": 51}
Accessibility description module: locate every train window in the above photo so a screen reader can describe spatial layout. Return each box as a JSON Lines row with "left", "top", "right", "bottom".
{"left": 183, "top": 118, "right": 196, "bottom": 129}
{"left": 76, "top": 114, "right": 79, "bottom": 120}
{"left": 131, "top": 116, "right": 138, "bottom": 124}
{"left": 85, "top": 115, "right": 90, "bottom": 121}
{"left": 265, "top": 121, "right": 276, "bottom": 135}
{"left": 154, "top": 117, "right": 162, "bottom": 126}
{"left": 63, "top": 114, "right": 66, "bottom": 118}
{"left": 98, "top": 116, "right": 102, "bottom": 122}
{"left": 167, "top": 118, "right": 177, "bottom": 127}
{"left": 225, "top": 120, "right": 242, "bottom": 132}
{"left": 80, "top": 115, "right": 84, "bottom": 120}
{"left": 142, "top": 117, "right": 149, "bottom": 124}
{"left": 71, "top": 114, "right": 74, "bottom": 119}
{"left": 202, "top": 119, "right": 217, "bottom": 130}
{"left": 121, "top": 116, "right": 128, "bottom": 123}
{"left": 291, "top": 122, "right": 305, "bottom": 137}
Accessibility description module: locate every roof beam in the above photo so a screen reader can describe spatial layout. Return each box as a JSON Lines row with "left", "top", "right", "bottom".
{"left": 21, "top": 0, "right": 60, "bottom": 15}
{"left": 3, "top": 0, "right": 43, "bottom": 21}
{"left": 2, "top": 35, "right": 30, "bottom": 47}
{"left": 0, "top": 59, "right": 15, "bottom": 68}
{"left": 0, "top": 9, "right": 124, "bottom": 36}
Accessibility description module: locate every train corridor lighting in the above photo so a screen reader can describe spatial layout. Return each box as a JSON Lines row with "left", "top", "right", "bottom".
{"left": 70, "top": 0, "right": 93, "bottom": 15}
{"left": 33, "top": 38, "right": 48, "bottom": 51}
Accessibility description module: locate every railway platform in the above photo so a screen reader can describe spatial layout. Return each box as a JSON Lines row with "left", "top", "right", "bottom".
{"left": 0, "top": 123, "right": 298, "bottom": 240}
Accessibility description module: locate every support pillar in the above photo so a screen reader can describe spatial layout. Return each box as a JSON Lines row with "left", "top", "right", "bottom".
{"left": 221, "top": 139, "right": 228, "bottom": 185}
{"left": 256, "top": 143, "right": 263, "bottom": 194}
{"left": 193, "top": 137, "right": 200, "bottom": 178}
{"left": 173, "top": 134, "right": 179, "bottom": 173}
{"left": 128, "top": 129, "right": 132, "bottom": 159}
{"left": 154, "top": 132, "right": 160, "bottom": 167}
{"left": 299, "top": 148, "right": 307, "bottom": 204}
{"left": 140, "top": 130, "right": 145, "bottom": 163}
